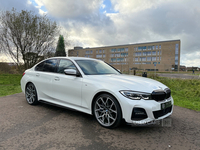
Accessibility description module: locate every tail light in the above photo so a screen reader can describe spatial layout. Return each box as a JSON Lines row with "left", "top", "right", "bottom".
{"left": 22, "top": 72, "right": 25, "bottom": 76}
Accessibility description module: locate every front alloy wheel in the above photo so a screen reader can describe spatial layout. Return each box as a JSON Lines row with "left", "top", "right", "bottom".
{"left": 93, "top": 94, "right": 122, "bottom": 128}
{"left": 25, "top": 83, "right": 38, "bottom": 105}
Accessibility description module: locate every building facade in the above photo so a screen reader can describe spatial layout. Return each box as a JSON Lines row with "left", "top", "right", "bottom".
{"left": 68, "top": 40, "right": 181, "bottom": 72}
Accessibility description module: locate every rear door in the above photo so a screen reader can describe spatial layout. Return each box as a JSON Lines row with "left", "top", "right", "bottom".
{"left": 34, "top": 59, "right": 58, "bottom": 101}
{"left": 52, "top": 59, "right": 83, "bottom": 106}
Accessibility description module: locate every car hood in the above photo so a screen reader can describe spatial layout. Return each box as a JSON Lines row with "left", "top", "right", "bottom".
{"left": 88, "top": 74, "right": 168, "bottom": 93}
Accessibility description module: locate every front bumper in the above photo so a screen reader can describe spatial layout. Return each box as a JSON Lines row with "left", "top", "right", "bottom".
{"left": 116, "top": 93, "right": 173, "bottom": 125}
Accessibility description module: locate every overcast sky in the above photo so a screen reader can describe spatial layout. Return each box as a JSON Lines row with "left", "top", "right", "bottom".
{"left": 0, "top": 0, "right": 200, "bottom": 67}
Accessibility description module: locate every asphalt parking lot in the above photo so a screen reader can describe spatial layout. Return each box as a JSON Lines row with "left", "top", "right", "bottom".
{"left": 0, "top": 93, "right": 200, "bottom": 150}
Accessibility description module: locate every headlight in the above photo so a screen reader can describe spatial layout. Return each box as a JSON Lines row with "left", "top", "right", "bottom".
{"left": 119, "top": 90, "right": 151, "bottom": 100}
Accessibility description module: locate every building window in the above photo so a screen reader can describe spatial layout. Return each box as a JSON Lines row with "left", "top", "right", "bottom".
{"left": 110, "top": 54, "right": 114, "bottom": 57}
{"left": 140, "top": 57, "right": 146, "bottom": 61}
{"left": 85, "top": 51, "right": 90, "bottom": 54}
{"left": 160, "top": 57, "right": 161, "bottom": 60}
{"left": 135, "top": 57, "right": 138, "bottom": 61}
{"left": 152, "top": 45, "right": 155, "bottom": 50}
{"left": 138, "top": 47, "right": 143, "bottom": 51}
{"left": 142, "top": 62, "right": 151, "bottom": 64}
{"left": 157, "top": 51, "right": 159, "bottom": 55}
{"left": 111, "top": 58, "right": 116, "bottom": 62}
{"left": 157, "top": 57, "right": 159, "bottom": 61}
{"left": 125, "top": 48, "right": 128, "bottom": 52}
{"left": 99, "top": 50, "right": 102, "bottom": 53}
{"left": 175, "top": 60, "right": 178, "bottom": 65}
{"left": 156, "top": 45, "right": 158, "bottom": 49}
{"left": 160, "top": 50, "right": 162, "bottom": 55}
{"left": 135, "top": 52, "right": 141, "bottom": 56}
{"left": 115, "top": 53, "right": 120, "bottom": 57}
{"left": 111, "top": 48, "right": 116, "bottom": 53}
{"left": 147, "top": 52, "right": 151, "bottom": 56}
{"left": 152, "top": 57, "right": 156, "bottom": 61}
{"left": 147, "top": 57, "right": 151, "bottom": 61}
{"left": 121, "top": 53, "right": 128, "bottom": 57}
{"left": 175, "top": 55, "right": 178, "bottom": 60}
{"left": 148, "top": 46, "right": 152, "bottom": 50}
{"left": 143, "top": 52, "right": 147, "bottom": 56}
{"left": 159, "top": 45, "right": 161, "bottom": 49}
{"left": 117, "top": 48, "right": 124, "bottom": 52}
{"left": 103, "top": 50, "right": 105, "bottom": 53}
{"left": 96, "top": 54, "right": 102, "bottom": 58}
{"left": 135, "top": 62, "right": 141, "bottom": 64}
{"left": 175, "top": 44, "right": 179, "bottom": 54}
{"left": 90, "top": 50, "right": 93, "bottom": 54}
{"left": 103, "top": 54, "right": 106, "bottom": 58}
{"left": 143, "top": 46, "right": 146, "bottom": 50}
{"left": 152, "top": 51, "right": 156, "bottom": 55}
{"left": 96, "top": 50, "right": 98, "bottom": 53}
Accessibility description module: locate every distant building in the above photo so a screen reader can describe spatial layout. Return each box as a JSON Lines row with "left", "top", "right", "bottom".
{"left": 68, "top": 40, "right": 181, "bottom": 72}
{"left": 180, "top": 65, "right": 186, "bottom": 71}
{"left": 187, "top": 67, "right": 199, "bottom": 71}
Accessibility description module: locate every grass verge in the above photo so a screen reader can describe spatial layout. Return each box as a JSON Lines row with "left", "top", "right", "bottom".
{"left": 154, "top": 77, "right": 200, "bottom": 111}
{"left": 0, "top": 74, "right": 22, "bottom": 97}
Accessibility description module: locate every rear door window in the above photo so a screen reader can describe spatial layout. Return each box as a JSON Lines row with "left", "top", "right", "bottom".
{"left": 35, "top": 59, "right": 57, "bottom": 73}
{"left": 35, "top": 61, "right": 45, "bottom": 71}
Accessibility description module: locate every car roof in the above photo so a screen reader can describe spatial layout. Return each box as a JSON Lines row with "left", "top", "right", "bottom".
{"left": 50, "top": 57, "right": 100, "bottom": 61}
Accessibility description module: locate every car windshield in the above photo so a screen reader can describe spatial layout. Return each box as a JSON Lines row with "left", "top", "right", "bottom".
{"left": 75, "top": 60, "right": 120, "bottom": 75}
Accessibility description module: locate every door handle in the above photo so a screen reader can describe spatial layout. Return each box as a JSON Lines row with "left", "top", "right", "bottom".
{"left": 36, "top": 73, "right": 40, "bottom": 77}
{"left": 54, "top": 77, "right": 60, "bottom": 81}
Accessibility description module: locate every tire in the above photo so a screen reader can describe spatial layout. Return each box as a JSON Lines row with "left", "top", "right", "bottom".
{"left": 93, "top": 94, "right": 122, "bottom": 128}
{"left": 25, "top": 83, "right": 39, "bottom": 105}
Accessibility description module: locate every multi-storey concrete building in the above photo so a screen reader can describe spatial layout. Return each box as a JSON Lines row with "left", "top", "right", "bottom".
{"left": 68, "top": 40, "right": 181, "bottom": 72}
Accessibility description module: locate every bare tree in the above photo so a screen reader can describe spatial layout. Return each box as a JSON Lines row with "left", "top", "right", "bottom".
{"left": 0, "top": 8, "right": 59, "bottom": 69}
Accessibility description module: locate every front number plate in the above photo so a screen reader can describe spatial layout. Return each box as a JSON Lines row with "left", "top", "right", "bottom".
{"left": 161, "top": 101, "right": 172, "bottom": 110}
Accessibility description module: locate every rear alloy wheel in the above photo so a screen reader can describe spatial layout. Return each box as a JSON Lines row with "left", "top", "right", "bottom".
{"left": 93, "top": 94, "right": 122, "bottom": 128}
{"left": 25, "top": 83, "right": 39, "bottom": 105}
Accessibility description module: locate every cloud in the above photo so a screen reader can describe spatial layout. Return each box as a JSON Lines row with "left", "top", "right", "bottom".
{"left": 38, "top": 0, "right": 102, "bottom": 18}
{"left": 181, "top": 52, "right": 200, "bottom": 67}
{"left": 101, "top": 3, "right": 106, "bottom": 9}
{"left": 110, "top": 0, "right": 162, "bottom": 14}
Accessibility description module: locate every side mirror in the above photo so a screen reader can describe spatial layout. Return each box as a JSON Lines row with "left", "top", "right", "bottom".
{"left": 64, "top": 69, "right": 81, "bottom": 77}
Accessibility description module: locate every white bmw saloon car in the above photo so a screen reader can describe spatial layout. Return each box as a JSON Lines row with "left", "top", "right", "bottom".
{"left": 21, "top": 57, "right": 173, "bottom": 128}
